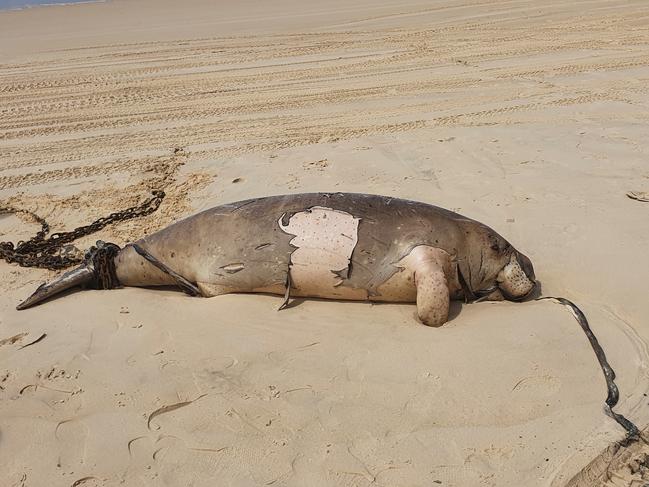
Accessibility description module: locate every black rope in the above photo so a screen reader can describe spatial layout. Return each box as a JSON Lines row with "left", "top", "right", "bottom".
{"left": 130, "top": 243, "right": 202, "bottom": 297}
{"left": 537, "top": 296, "right": 640, "bottom": 439}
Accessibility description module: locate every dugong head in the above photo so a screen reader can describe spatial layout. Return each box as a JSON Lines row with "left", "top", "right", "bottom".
{"left": 457, "top": 221, "right": 537, "bottom": 302}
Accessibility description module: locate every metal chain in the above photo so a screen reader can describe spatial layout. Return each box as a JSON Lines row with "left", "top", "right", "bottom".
{"left": 0, "top": 190, "right": 165, "bottom": 270}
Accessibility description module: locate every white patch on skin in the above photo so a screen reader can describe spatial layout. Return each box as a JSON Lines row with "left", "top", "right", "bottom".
{"left": 279, "top": 207, "right": 360, "bottom": 296}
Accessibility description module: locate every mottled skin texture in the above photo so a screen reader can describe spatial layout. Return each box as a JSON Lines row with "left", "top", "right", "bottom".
{"left": 113, "top": 193, "right": 536, "bottom": 326}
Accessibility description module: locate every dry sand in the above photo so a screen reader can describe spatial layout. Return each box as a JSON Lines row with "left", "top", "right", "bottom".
{"left": 1, "top": 0, "right": 649, "bottom": 486}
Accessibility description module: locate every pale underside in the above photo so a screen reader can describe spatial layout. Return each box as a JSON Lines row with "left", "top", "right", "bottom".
{"left": 197, "top": 243, "right": 458, "bottom": 327}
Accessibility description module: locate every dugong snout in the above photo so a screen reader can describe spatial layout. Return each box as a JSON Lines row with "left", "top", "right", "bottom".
{"left": 497, "top": 252, "right": 536, "bottom": 301}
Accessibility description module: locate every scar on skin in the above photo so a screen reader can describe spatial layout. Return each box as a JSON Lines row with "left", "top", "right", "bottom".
{"left": 221, "top": 263, "right": 245, "bottom": 273}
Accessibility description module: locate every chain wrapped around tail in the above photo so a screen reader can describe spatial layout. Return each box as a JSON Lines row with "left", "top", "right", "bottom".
{"left": 0, "top": 190, "right": 165, "bottom": 310}
{"left": 16, "top": 241, "right": 122, "bottom": 310}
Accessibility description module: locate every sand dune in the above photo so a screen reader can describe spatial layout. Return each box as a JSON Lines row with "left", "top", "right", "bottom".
{"left": 1, "top": 1, "right": 649, "bottom": 485}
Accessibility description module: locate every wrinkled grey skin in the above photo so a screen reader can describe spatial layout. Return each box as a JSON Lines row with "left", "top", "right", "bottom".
{"left": 17, "top": 193, "right": 536, "bottom": 311}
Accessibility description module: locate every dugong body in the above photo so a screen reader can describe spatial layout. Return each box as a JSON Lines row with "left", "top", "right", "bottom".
{"left": 18, "top": 193, "right": 537, "bottom": 326}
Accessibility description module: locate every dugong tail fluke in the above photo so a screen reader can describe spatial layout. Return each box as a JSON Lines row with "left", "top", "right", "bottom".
{"left": 16, "top": 264, "right": 94, "bottom": 310}
{"left": 16, "top": 240, "right": 122, "bottom": 311}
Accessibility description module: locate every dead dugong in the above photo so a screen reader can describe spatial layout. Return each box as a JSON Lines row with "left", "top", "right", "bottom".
{"left": 16, "top": 193, "right": 536, "bottom": 326}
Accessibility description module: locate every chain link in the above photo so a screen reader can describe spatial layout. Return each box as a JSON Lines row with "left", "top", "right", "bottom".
{"left": 0, "top": 190, "right": 165, "bottom": 270}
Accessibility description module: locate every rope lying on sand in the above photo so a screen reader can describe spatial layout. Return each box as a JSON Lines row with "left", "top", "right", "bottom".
{"left": 537, "top": 296, "right": 640, "bottom": 439}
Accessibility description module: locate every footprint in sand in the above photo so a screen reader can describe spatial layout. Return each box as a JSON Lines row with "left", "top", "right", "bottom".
{"left": 55, "top": 419, "right": 89, "bottom": 472}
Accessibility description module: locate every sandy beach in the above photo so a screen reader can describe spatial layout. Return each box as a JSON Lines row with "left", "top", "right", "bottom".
{"left": 1, "top": 1, "right": 649, "bottom": 485}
